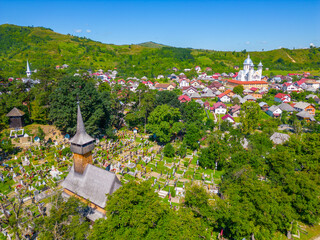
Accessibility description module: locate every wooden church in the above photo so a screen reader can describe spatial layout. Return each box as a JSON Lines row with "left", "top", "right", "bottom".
{"left": 62, "top": 103, "right": 121, "bottom": 221}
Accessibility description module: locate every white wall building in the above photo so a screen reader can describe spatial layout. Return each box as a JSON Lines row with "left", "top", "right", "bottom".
{"left": 236, "top": 55, "right": 263, "bottom": 82}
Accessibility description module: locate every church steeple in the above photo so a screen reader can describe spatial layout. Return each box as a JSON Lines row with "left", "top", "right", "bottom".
{"left": 26, "top": 60, "right": 32, "bottom": 78}
{"left": 70, "top": 102, "right": 95, "bottom": 174}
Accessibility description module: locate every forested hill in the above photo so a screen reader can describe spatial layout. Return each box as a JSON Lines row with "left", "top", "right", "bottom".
{"left": 0, "top": 24, "right": 320, "bottom": 78}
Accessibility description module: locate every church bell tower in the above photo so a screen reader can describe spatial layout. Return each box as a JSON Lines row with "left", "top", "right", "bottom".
{"left": 69, "top": 103, "right": 95, "bottom": 174}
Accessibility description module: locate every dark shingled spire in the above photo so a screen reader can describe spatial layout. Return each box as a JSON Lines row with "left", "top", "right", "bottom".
{"left": 69, "top": 103, "right": 95, "bottom": 146}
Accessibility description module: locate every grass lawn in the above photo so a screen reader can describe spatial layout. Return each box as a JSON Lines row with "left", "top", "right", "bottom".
{"left": 0, "top": 179, "right": 15, "bottom": 194}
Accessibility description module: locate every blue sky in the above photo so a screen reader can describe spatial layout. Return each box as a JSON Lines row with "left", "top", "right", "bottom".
{"left": 0, "top": 0, "right": 319, "bottom": 51}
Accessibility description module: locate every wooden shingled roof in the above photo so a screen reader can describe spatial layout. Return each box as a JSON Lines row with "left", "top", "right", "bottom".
{"left": 6, "top": 107, "right": 25, "bottom": 117}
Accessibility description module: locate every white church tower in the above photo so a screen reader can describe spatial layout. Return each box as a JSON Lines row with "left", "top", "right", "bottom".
{"left": 26, "top": 60, "right": 32, "bottom": 78}
{"left": 236, "top": 55, "right": 263, "bottom": 82}
{"left": 257, "top": 61, "right": 263, "bottom": 76}
{"left": 243, "top": 55, "right": 252, "bottom": 74}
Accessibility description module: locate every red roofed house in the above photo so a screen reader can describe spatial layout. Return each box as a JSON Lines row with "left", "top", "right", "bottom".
{"left": 294, "top": 78, "right": 307, "bottom": 89}
{"left": 221, "top": 114, "right": 235, "bottom": 123}
{"left": 282, "top": 82, "right": 300, "bottom": 93}
{"left": 211, "top": 102, "right": 227, "bottom": 115}
{"left": 118, "top": 79, "right": 126, "bottom": 85}
{"left": 178, "top": 95, "right": 191, "bottom": 103}
{"left": 218, "top": 92, "right": 231, "bottom": 103}
{"left": 224, "top": 89, "right": 234, "bottom": 97}
{"left": 274, "top": 93, "right": 291, "bottom": 103}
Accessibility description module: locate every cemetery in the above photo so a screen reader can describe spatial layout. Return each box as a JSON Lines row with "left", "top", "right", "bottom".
{"left": 0, "top": 126, "right": 222, "bottom": 213}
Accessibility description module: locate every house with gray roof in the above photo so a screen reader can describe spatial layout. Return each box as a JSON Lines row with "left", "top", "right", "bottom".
{"left": 296, "top": 111, "right": 315, "bottom": 121}
{"left": 278, "top": 103, "right": 296, "bottom": 112}
{"left": 266, "top": 105, "right": 282, "bottom": 117}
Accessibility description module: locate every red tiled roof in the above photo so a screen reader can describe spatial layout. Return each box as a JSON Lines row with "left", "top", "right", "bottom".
{"left": 228, "top": 80, "right": 268, "bottom": 85}
{"left": 212, "top": 102, "right": 227, "bottom": 109}
{"left": 221, "top": 114, "right": 234, "bottom": 121}
{"left": 295, "top": 78, "right": 307, "bottom": 86}
{"left": 178, "top": 95, "right": 191, "bottom": 101}
{"left": 224, "top": 89, "right": 232, "bottom": 95}
{"left": 275, "top": 93, "right": 290, "bottom": 99}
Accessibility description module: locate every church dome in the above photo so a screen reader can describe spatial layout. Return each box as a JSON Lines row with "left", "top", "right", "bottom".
{"left": 243, "top": 55, "right": 253, "bottom": 65}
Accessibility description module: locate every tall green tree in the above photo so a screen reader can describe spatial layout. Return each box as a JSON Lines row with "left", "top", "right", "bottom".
{"left": 49, "top": 76, "right": 111, "bottom": 136}
{"left": 240, "top": 101, "right": 261, "bottom": 134}
{"left": 147, "top": 104, "right": 182, "bottom": 144}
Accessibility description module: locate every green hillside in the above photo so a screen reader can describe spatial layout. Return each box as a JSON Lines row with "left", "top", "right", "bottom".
{"left": 138, "top": 41, "right": 169, "bottom": 48}
{"left": 0, "top": 24, "right": 319, "bottom": 78}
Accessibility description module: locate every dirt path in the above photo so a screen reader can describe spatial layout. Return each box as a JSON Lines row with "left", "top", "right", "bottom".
{"left": 285, "top": 52, "right": 296, "bottom": 63}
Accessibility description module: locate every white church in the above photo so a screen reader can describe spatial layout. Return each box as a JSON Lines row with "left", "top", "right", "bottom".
{"left": 236, "top": 55, "right": 263, "bottom": 81}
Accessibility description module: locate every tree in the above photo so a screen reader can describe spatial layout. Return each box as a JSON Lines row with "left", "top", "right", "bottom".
{"left": 0, "top": 187, "right": 31, "bottom": 240}
{"left": 163, "top": 143, "right": 175, "bottom": 157}
{"left": 0, "top": 136, "right": 14, "bottom": 155}
{"left": 155, "top": 91, "right": 181, "bottom": 109}
{"left": 49, "top": 76, "right": 111, "bottom": 136}
{"left": 240, "top": 102, "right": 261, "bottom": 134}
{"left": 184, "top": 123, "right": 202, "bottom": 150}
{"left": 147, "top": 104, "right": 181, "bottom": 144}
{"left": 91, "top": 181, "right": 167, "bottom": 239}
{"left": 180, "top": 101, "right": 204, "bottom": 124}
{"left": 91, "top": 181, "right": 208, "bottom": 240}
{"left": 198, "top": 134, "right": 228, "bottom": 169}
{"left": 233, "top": 85, "right": 244, "bottom": 95}
{"left": 35, "top": 194, "right": 90, "bottom": 239}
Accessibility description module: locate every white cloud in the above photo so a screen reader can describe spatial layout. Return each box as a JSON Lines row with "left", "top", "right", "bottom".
{"left": 310, "top": 43, "right": 315, "bottom": 47}
{"left": 245, "top": 41, "right": 250, "bottom": 45}
{"left": 86, "top": 29, "right": 91, "bottom": 33}
{"left": 75, "top": 29, "right": 82, "bottom": 33}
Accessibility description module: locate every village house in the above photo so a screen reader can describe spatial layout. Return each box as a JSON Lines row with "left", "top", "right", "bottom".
{"left": 282, "top": 82, "right": 300, "bottom": 93}
{"left": 186, "top": 91, "right": 201, "bottom": 99}
{"left": 296, "top": 111, "right": 315, "bottom": 121}
{"left": 178, "top": 95, "right": 191, "bottom": 103}
{"left": 294, "top": 78, "right": 307, "bottom": 89}
{"left": 211, "top": 102, "right": 227, "bottom": 115}
{"left": 277, "top": 103, "right": 296, "bottom": 113}
{"left": 179, "top": 79, "right": 190, "bottom": 88}
{"left": 293, "top": 102, "right": 315, "bottom": 115}
{"left": 266, "top": 105, "right": 282, "bottom": 117}
{"left": 118, "top": 79, "right": 126, "bottom": 85}
{"left": 155, "top": 83, "right": 176, "bottom": 91}
{"left": 229, "top": 105, "right": 241, "bottom": 117}
{"left": 201, "top": 88, "right": 216, "bottom": 99}
{"left": 305, "top": 79, "right": 320, "bottom": 90}
{"left": 259, "top": 102, "right": 269, "bottom": 111}
{"left": 221, "top": 114, "right": 235, "bottom": 123}
{"left": 218, "top": 92, "right": 231, "bottom": 103}
{"left": 274, "top": 93, "right": 291, "bottom": 103}
{"left": 183, "top": 86, "right": 198, "bottom": 94}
